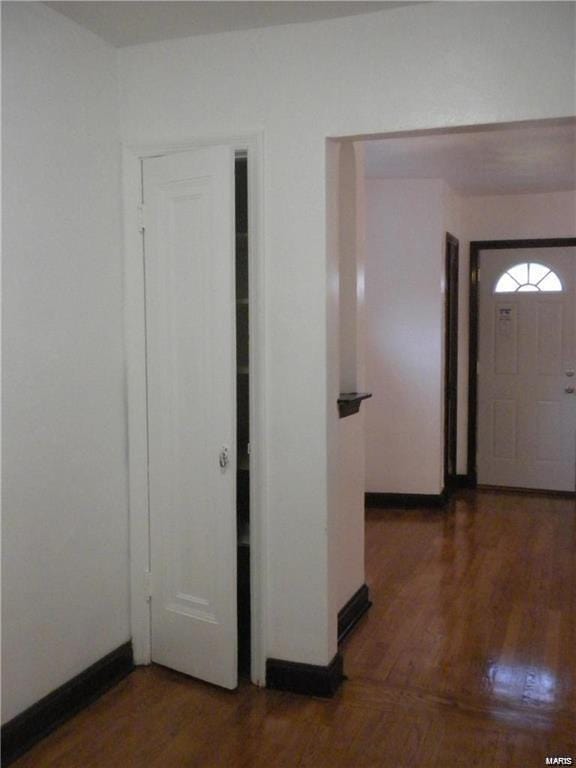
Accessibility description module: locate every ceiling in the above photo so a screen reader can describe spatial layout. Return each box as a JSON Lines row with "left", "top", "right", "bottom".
{"left": 45, "top": 1, "right": 415, "bottom": 48}
{"left": 364, "top": 122, "right": 576, "bottom": 196}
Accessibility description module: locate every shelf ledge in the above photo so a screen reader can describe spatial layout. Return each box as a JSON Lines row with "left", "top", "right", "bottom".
{"left": 337, "top": 392, "right": 372, "bottom": 418}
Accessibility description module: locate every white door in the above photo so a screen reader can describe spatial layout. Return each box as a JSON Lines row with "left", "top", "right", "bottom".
{"left": 143, "top": 147, "right": 237, "bottom": 688}
{"left": 478, "top": 247, "right": 576, "bottom": 492}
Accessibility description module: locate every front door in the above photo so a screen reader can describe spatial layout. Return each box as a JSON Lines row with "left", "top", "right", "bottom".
{"left": 143, "top": 147, "right": 238, "bottom": 688}
{"left": 477, "top": 246, "right": 576, "bottom": 492}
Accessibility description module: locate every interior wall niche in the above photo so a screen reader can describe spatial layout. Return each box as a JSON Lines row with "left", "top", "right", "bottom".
{"left": 338, "top": 142, "right": 359, "bottom": 394}
{"left": 334, "top": 141, "right": 371, "bottom": 417}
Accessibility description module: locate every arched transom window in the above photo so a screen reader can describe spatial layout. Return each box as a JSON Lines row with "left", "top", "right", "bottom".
{"left": 494, "top": 262, "right": 563, "bottom": 293}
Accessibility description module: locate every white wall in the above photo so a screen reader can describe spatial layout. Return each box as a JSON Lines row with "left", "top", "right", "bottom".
{"left": 464, "top": 190, "right": 576, "bottom": 240}
{"left": 119, "top": 1, "right": 575, "bottom": 667}
{"left": 2, "top": 4, "right": 128, "bottom": 722}
{"left": 364, "top": 179, "right": 446, "bottom": 494}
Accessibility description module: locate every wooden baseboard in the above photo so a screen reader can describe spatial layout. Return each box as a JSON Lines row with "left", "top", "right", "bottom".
{"left": 477, "top": 484, "right": 576, "bottom": 498}
{"left": 266, "top": 653, "right": 344, "bottom": 698}
{"left": 365, "top": 491, "right": 448, "bottom": 509}
{"left": 1, "top": 641, "right": 134, "bottom": 766}
{"left": 338, "top": 584, "right": 372, "bottom": 644}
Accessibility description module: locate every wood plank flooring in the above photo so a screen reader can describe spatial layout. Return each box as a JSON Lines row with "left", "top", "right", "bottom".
{"left": 13, "top": 490, "right": 576, "bottom": 767}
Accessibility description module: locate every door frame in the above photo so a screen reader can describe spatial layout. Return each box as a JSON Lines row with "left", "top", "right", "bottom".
{"left": 467, "top": 237, "right": 576, "bottom": 485}
{"left": 444, "top": 233, "right": 459, "bottom": 491}
{"left": 122, "top": 133, "right": 267, "bottom": 685}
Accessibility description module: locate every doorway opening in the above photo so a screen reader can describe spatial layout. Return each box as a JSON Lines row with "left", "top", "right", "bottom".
{"left": 235, "top": 154, "right": 251, "bottom": 678}
{"left": 330, "top": 116, "right": 576, "bottom": 505}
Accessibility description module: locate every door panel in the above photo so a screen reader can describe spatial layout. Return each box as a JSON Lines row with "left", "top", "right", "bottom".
{"left": 536, "top": 401, "right": 562, "bottom": 461}
{"left": 536, "top": 303, "right": 563, "bottom": 373}
{"left": 492, "top": 399, "right": 516, "bottom": 460}
{"left": 477, "top": 247, "right": 576, "bottom": 492}
{"left": 494, "top": 302, "right": 518, "bottom": 375}
{"left": 143, "top": 147, "right": 237, "bottom": 689}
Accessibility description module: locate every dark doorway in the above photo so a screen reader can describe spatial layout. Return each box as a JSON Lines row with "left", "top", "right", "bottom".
{"left": 444, "top": 233, "right": 459, "bottom": 492}
{"left": 235, "top": 154, "right": 251, "bottom": 678}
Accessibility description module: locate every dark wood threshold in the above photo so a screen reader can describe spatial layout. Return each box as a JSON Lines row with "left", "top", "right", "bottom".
{"left": 455, "top": 474, "right": 475, "bottom": 489}
{"left": 266, "top": 653, "right": 344, "bottom": 698}
{"left": 338, "top": 392, "right": 372, "bottom": 418}
{"left": 338, "top": 584, "right": 372, "bottom": 644}
{"left": 1, "top": 641, "right": 134, "bottom": 766}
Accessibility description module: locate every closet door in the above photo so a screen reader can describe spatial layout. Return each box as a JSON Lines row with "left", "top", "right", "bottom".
{"left": 143, "top": 147, "right": 237, "bottom": 689}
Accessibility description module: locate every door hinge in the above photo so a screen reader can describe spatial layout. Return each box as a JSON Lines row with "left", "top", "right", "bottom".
{"left": 144, "top": 570, "right": 152, "bottom": 602}
{"left": 137, "top": 203, "right": 146, "bottom": 232}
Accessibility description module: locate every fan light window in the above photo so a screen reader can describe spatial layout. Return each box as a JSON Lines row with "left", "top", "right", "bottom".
{"left": 494, "top": 262, "right": 563, "bottom": 293}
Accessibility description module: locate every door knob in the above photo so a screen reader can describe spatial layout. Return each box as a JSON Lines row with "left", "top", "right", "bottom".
{"left": 219, "top": 446, "right": 230, "bottom": 469}
{"left": 565, "top": 386, "right": 575, "bottom": 394}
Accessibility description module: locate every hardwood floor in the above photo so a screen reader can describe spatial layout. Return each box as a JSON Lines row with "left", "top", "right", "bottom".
{"left": 13, "top": 490, "right": 576, "bottom": 767}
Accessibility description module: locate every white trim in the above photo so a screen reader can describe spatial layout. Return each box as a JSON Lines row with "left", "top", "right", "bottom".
{"left": 123, "top": 148, "right": 151, "bottom": 665}
{"left": 122, "top": 133, "right": 267, "bottom": 685}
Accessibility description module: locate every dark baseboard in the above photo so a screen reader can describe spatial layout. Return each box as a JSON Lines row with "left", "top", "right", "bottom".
{"left": 365, "top": 490, "right": 448, "bottom": 509}
{"left": 1, "top": 641, "right": 134, "bottom": 766}
{"left": 455, "top": 474, "right": 475, "bottom": 489}
{"left": 338, "top": 584, "right": 372, "bottom": 644}
{"left": 266, "top": 653, "right": 344, "bottom": 698}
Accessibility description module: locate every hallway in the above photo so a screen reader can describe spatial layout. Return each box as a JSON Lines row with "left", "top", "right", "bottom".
{"left": 14, "top": 491, "right": 576, "bottom": 767}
